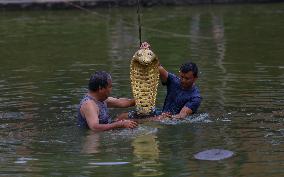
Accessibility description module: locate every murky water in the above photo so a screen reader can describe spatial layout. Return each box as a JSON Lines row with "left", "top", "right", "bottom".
{"left": 1, "top": 3, "right": 284, "bottom": 176}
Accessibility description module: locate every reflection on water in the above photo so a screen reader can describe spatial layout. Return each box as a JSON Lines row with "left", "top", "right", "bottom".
{"left": 0, "top": 3, "right": 284, "bottom": 176}
{"left": 80, "top": 126, "right": 159, "bottom": 155}
{"left": 81, "top": 132, "right": 100, "bottom": 154}
{"left": 132, "top": 134, "right": 163, "bottom": 176}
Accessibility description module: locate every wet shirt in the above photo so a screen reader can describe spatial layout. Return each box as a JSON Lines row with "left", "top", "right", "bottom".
{"left": 162, "top": 73, "right": 202, "bottom": 114}
{"left": 77, "top": 95, "right": 111, "bottom": 128}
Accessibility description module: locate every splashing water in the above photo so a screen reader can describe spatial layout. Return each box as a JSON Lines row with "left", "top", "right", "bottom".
{"left": 159, "top": 113, "right": 212, "bottom": 125}
{"left": 105, "top": 125, "right": 158, "bottom": 140}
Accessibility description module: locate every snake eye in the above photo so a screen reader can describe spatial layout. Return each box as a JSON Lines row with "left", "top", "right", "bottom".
{"left": 148, "top": 52, "right": 153, "bottom": 56}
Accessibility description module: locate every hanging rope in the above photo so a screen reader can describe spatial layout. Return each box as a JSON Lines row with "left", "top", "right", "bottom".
{"left": 63, "top": 1, "right": 213, "bottom": 40}
{"left": 137, "top": 0, "right": 142, "bottom": 46}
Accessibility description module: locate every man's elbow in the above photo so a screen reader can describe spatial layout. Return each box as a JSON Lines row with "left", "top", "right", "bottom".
{"left": 89, "top": 123, "right": 103, "bottom": 132}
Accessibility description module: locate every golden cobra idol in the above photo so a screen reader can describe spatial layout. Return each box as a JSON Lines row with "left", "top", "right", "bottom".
{"left": 130, "top": 43, "right": 159, "bottom": 116}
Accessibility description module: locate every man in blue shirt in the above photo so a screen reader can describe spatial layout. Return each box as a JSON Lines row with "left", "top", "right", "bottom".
{"left": 123, "top": 42, "right": 202, "bottom": 120}
{"left": 159, "top": 61, "right": 202, "bottom": 119}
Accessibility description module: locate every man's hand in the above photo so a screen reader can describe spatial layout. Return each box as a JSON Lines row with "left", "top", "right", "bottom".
{"left": 120, "top": 120, "right": 138, "bottom": 129}
{"left": 170, "top": 115, "right": 184, "bottom": 119}
{"left": 154, "top": 112, "right": 172, "bottom": 120}
{"left": 161, "top": 112, "right": 172, "bottom": 118}
{"left": 159, "top": 112, "right": 186, "bottom": 119}
{"left": 140, "top": 42, "right": 151, "bottom": 49}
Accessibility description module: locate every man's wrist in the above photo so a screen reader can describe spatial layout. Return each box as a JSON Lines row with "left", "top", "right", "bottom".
{"left": 171, "top": 114, "right": 181, "bottom": 119}
{"left": 116, "top": 120, "right": 124, "bottom": 127}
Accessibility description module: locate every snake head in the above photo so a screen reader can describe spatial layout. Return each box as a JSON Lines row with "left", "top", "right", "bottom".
{"left": 133, "top": 48, "right": 157, "bottom": 65}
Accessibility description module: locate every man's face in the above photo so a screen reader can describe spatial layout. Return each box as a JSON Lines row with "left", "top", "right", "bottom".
{"left": 100, "top": 80, "right": 112, "bottom": 99}
{"left": 179, "top": 71, "right": 197, "bottom": 89}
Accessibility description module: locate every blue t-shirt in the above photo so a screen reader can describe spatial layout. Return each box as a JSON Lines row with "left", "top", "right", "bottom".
{"left": 162, "top": 73, "right": 202, "bottom": 114}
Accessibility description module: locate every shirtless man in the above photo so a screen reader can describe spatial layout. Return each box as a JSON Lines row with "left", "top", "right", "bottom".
{"left": 77, "top": 71, "right": 138, "bottom": 131}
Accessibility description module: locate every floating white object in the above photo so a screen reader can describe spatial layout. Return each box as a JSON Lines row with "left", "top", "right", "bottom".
{"left": 194, "top": 149, "right": 234, "bottom": 161}
{"left": 89, "top": 162, "right": 130, "bottom": 166}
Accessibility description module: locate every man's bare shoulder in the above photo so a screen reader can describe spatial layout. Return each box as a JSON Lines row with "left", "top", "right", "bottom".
{"left": 81, "top": 99, "right": 99, "bottom": 112}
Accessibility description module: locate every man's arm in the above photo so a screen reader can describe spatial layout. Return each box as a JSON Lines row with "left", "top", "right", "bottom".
{"left": 140, "top": 41, "right": 168, "bottom": 83}
{"left": 81, "top": 100, "right": 137, "bottom": 131}
{"left": 170, "top": 106, "right": 193, "bottom": 119}
{"left": 106, "top": 97, "right": 135, "bottom": 108}
{"left": 158, "top": 64, "right": 168, "bottom": 84}
{"left": 155, "top": 107, "right": 192, "bottom": 120}
{"left": 171, "top": 96, "right": 202, "bottom": 119}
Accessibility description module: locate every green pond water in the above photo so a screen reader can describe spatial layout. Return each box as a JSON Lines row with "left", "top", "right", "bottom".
{"left": 0, "top": 3, "right": 284, "bottom": 176}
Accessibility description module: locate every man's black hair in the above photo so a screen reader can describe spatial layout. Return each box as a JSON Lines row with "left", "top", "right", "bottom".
{"left": 88, "top": 71, "right": 112, "bottom": 91}
{"left": 180, "top": 62, "right": 198, "bottom": 78}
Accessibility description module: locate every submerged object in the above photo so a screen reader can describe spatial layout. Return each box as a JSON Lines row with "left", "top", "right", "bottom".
{"left": 194, "top": 149, "right": 234, "bottom": 161}
{"left": 130, "top": 43, "right": 159, "bottom": 115}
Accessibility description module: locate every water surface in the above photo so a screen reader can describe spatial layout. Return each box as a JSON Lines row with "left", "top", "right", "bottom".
{"left": 0, "top": 3, "right": 284, "bottom": 176}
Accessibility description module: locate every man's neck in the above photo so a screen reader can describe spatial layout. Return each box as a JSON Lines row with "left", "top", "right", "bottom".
{"left": 88, "top": 91, "right": 105, "bottom": 102}
{"left": 182, "top": 83, "right": 195, "bottom": 90}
